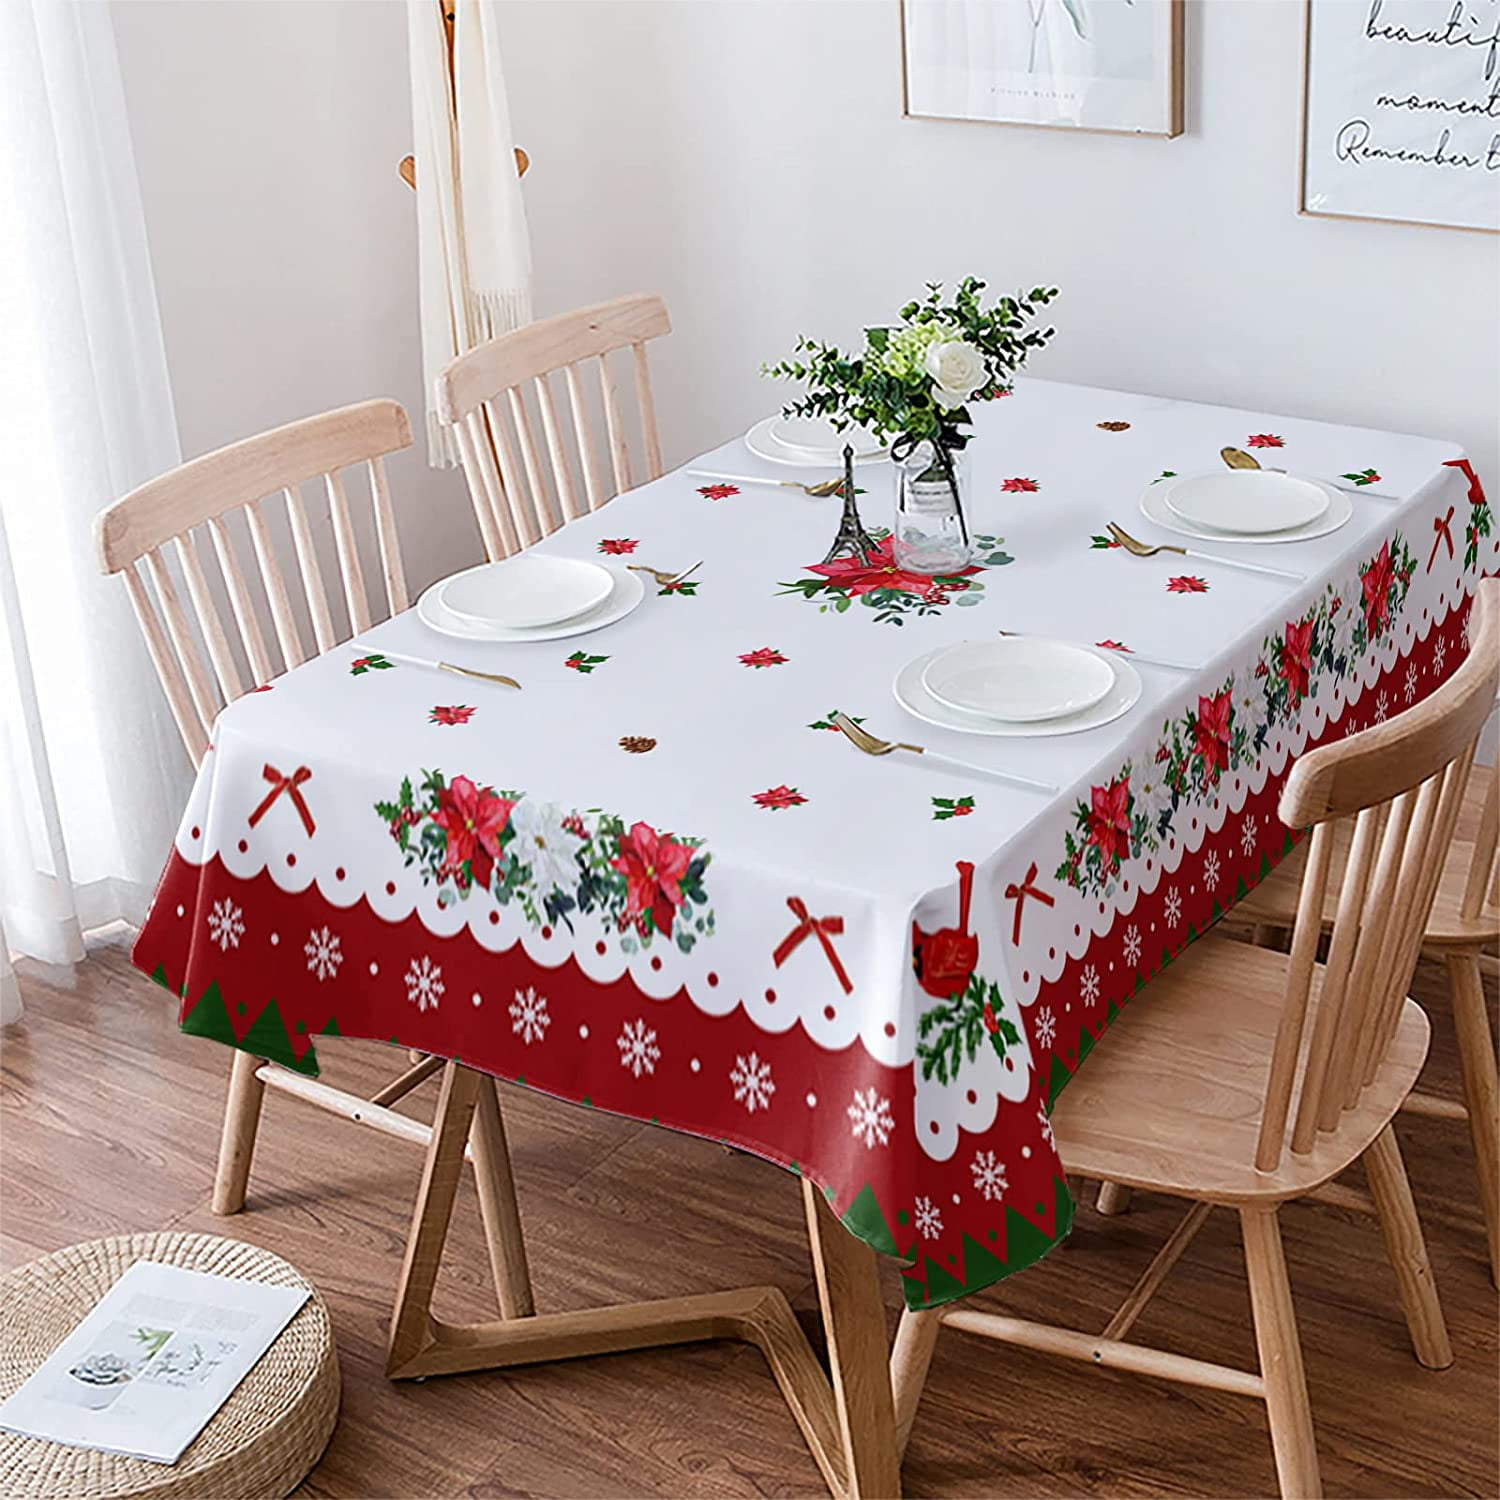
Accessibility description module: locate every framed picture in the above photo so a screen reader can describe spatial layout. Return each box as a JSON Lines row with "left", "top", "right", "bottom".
{"left": 1300, "top": 0, "right": 1500, "bottom": 234}
{"left": 901, "top": 0, "right": 1184, "bottom": 138}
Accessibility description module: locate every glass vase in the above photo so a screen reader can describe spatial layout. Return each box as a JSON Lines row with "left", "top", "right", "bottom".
{"left": 892, "top": 440, "right": 972, "bottom": 576}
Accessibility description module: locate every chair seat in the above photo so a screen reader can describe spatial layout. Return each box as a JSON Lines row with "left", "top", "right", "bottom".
{"left": 1234, "top": 775, "right": 1497, "bottom": 949}
{"left": 1051, "top": 933, "right": 1429, "bottom": 1205}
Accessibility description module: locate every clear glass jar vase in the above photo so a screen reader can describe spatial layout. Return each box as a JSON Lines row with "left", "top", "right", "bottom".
{"left": 892, "top": 440, "right": 972, "bottom": 576}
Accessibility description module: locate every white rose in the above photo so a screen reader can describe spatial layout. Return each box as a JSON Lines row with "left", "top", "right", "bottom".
{"left": 924, "top": 340, "right": 986, "bottom": 405}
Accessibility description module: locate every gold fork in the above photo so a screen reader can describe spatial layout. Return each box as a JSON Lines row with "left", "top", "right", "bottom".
{"left": 1106, "top": 522, "right": 1303, "bottom": 581}
{"left": 831, "top": 712, "right": 1057, "bottom": 794}
{"left": 351, "top": 645, "right": 520, "bottom": 689}
{"left": 627, "top": 560, "right": 703, "bottom": 588}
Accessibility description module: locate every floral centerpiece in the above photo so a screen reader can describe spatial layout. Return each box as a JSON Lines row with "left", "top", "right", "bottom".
{"left": 765, "top": 277, "right": 1058, "bottom": 573}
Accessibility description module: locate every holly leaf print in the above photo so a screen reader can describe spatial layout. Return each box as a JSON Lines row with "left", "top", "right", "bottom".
{"left": 565, "top": 652, "right": 609, "bottom": 674}
{"left": 1090, "top": 534, "right": 1121, "bottom": 550}
{"left": 1341, "top": 468, "right": 1382, "bottom": 487}
{"left": 932, "top": 795, "right": 976, "bottom": 821}
{"left": 350, "top": 652, "right": 395, "bottom": 675}
{"left": 809, "top": 708, "right": 865, "bottom": 731}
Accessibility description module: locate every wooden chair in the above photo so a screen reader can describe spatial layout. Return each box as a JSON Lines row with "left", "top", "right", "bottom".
{"left": 891, "top": 581, "right": 1500, "bottom": 1500}
{"left": 435, "top": 293, "right": 671, "bottom": 559}
{"left": 94, "top": 400, "right": 533, "bottom": 1319}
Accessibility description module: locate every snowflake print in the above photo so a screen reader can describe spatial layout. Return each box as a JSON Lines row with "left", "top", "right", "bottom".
{"left": 698, "top": 483, "right": 739, "bottom": 500}
{"left": 1461, "top": 614, "right": 1471, "bottom": 650}
{"left": 1033, "top": 1005, "right": 1057, "bottom": 1050}
{"left": 1079, "top": 964, "right": 1101, "bottom": 1005}
{"left": 207, "top": 898, "right": 244, "bottom": 951}
{"left": 1167, "top": 575, "right": 1209, "bottom": 594}
{"left": 730, "top": 1051, "right": 775, "bottom": 1113}
{"left": 1204, "top": 850, "right": 1222, "bottom": 891}
{"left": 1404, "top": 663, "right": 1418, "bottom": 703}
{"left": 753, "top": 785, "right": 807, "bottom": 810}
{"left": 1123, "top": 925, "right": 1142, "bottom": 967}
{"left": 1164, "top": 886, "right": 1183, "bottom": 927}
{"left": 509, "top": 986, "right": 550, "bottom": 1044}
{"left": 1247, "top": 433, "right": 1284, "bottom": 449}
{"left": 971, "top": 1150, "right": 1008, "bottom": 1201}
{"left": 597, "top": 538, "right": 638, "bottom": 555}
{"left": 1434, "top": 636, "right": 1447, "bottom": 676}
{"left": 429, "top": 704, "right": 475, "bottom": 726}
{"left": 913, "top": 1195, "right": 944, "bottom": 1239}
{"left": 1037, "top": 1105, "right": 1055, "bottom": 1148}
{"left": 304, "top": 925, "right": 342, "bottom": 980}
{"left": 739, "top": 647, "right": 788, "bottom": 669}
{"left": 847, "top": 1087, "right": 894, "bottom": 1148}
{"left": 1374, "top": 691, "right": 1389, "bottom": 724}
{"left": 1240, "top": 815, "right": 1259, "bottom": 857}
{"left": 1001, "top": 476, "right": 1039, "bottom": 492}
{"left": 405, "top": 955, "right": 444, "bottom": 1012}
{"left": 617, "top": 1018, "right": 660, "bottom": 1077}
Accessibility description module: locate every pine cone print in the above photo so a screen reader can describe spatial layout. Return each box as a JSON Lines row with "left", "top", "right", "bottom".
{"left": 619, "top": 736, "right": 656, "bottom": 754}
{"left": 1097, "top": 420, "right": 1131, "bottom": 432}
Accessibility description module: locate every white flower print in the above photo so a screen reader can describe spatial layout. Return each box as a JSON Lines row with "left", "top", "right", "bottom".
{"left": 970, "top": 1150, "right": 1008, "bottom": 1201}
{"left": 1133, "top": 770, "right": 1174, "bottom": 837}
{"left": 1434, "top": 636, "right": 1447, "bottom": 676}
{"left": 207, "top": 898, "right": 244, "bottom": 951}
{"left": 913, "top": 1195, "right": 944, "bottom": 1239}
{"left": 1037, "top": 1105, "right": 1055, "bottom": 1148}
{"left": 617, "top": 1018, "right": 660, "bottom": 1077}
{"left": 1374, "top": 690, "right": 1389, "bottom": 724}
{"left": 847, "top": 1087, "right": 894, "bottom": 1149}
{"left": 1164, "top": 886, "right": 1183, "bottom": 928}
{"left": 731, "top": 1051, "right": 775, "bottom": 1113}
{"left": 405, "top": 955, "right": 444, "bottom": 1012}
{"left": 508, "top": 799, "right": 584, "bottom": 896}
{"left": 304, "top": 925, "right": 342, "bottom": 981}
{"left": 509, "top": 986, "right": 550, "bottom": 1044}
{"left": 1123, "top": 924, "right": 1142, "bottom": 967}
{"left": 1240, "top": 815, "right": 1259, "bottom": 858}
{"left": 1404, "top": 663, "right": 1418, "bottom": 704}
{"left": 1079, "top": 964, "right": 1101, "bottom": 1005}
{"left": 1033, "top": 1005, "right": 1057, "bottom": 1051}
{"left": 1204, "top": 850, "right": 1222, "bottom": 891}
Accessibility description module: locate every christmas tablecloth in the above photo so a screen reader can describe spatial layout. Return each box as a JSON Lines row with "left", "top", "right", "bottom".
{"left": 133, "top": 378, "right": 1495, "bottom": 1309}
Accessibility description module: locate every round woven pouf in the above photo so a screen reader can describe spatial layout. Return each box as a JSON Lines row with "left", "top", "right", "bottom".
{"left": 0, "top": 1232, "right": 339, "bottom": 1500}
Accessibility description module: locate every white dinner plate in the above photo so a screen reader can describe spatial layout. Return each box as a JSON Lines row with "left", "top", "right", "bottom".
{"left": 745, "top": 416, "right": 889, "bottom": 468}
{"left": 895, "top": 647, "right": 1142, "bottom": 738}
{"left": 417, "top": 565, "right": 644, "bottom": 642}
{"left": 1140, "top": 474, "right": 1350, "bottom": 545}
{"left": 921, "top": 638, "right": 1115, "bottom": 722}
{"left": 770, "top": 415, "right": 885, "bottom": 458}
{"left": 439, "top": 554, "right": 614, "bottom": 630}
{"left": 1164, "top": 470, "right": 1328, "bottom": 534}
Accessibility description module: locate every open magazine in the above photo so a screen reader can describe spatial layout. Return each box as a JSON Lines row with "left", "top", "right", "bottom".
{"left": 0, "top": 1260, "right": 309, "bottom": 1463}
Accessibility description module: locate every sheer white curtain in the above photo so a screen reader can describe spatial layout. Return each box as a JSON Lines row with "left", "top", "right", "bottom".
{"left": 0, "top": 0, "right": 188, "bottom": 992}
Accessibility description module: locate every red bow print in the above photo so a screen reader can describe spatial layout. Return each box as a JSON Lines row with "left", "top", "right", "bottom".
{"left": 1443, "top": 457, "right": 1487, "bottom": 509}
{"left": 1003, "top": 862, "right": 1054, "bottom": 945}
{"left": 248, "top": 764, "right": 315, "bottom": 836}
{"left": 1427, "top": 505, "right": 1456, "bottom": 573}
{"left": 773, "top": 897, "right": 852, "bottom": 994}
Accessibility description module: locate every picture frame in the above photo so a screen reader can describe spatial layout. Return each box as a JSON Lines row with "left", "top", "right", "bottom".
{"left": 1298, "top": 0, "right": 1500, "bottom": 235}
{"left": 900, "top": 0, "right": 1185, "bottom": 139}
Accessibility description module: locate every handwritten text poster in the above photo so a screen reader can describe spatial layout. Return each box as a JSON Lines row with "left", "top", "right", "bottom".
{"left": 1303, "top": 0, "right": 1500, "bottom": 231}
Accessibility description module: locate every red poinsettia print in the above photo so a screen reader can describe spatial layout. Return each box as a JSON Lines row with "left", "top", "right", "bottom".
{"left": 739, "top": 647, "right": 789, "bottom": 669}
{"left": 597, "top": 538, "right": 639, "bottom": 555}
{"left": 806, "top": 535, "right": 978, "bottom": 602}
{"left": 1361, "top": 539, "right": 1395, "bottom": 635}
{"left": 1001, "top": 477, "right": 1040, "bottom": 493}
{"left": 697, "top": 483, "right": 739, "bottom": 501}
{"left": 753, "top": 785, "right": 807, "bottom": 811}
{"left": 432, "top": 775, "right": 514, "bottom": 890}
{"left": 610, "top": 821, "right": 693, "bottom": 937}
{"left": 1280, "top": 617, "right": 1314, "bottom": 700}
{"left": 1167, "top": 575, "right": 1209, "bottom": 594}
{"left": 1247, "top": 434, "right": 1284, "bottom": 448}
{"left": 429, "top": 705, "right": 476, "bottom": 726}
{"left": 1086, "top": 776, "right": 1132, "bottom": 870}
{"left": 1096, "top": 639, "right": 1132, "bottom": 652}
{"left": 1194, "top": 690, "right": 1233, "bottom": 782}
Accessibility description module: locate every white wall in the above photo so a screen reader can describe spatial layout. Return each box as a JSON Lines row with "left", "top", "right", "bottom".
{"left": 113, "top": 0, "right": 1499, "bottom": 604}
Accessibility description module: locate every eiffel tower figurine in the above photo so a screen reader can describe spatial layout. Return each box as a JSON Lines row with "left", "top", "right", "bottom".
{"left": 820, "top": 443, "right": 881, "bottom": 566}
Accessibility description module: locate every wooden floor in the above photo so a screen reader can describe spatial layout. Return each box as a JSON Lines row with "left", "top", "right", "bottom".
{"left": 2, "top": 942, "right": 1496, "bottom": 1499}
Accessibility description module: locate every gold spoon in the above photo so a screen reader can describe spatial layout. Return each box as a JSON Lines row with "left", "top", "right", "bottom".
{"left": 1106, "top": 522, "right": 1303, "bottom": 581}
{"left": 831, "top": 712, "right": 1058, "bottom": 793}
{"left": 1221, "top": 446, "right": 1261, "bottom": 470}
{"left": 627, "top": 560, "right": 703, "bottom": 588}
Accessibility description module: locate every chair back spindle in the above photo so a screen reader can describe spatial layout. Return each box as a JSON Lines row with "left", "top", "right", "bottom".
{"left": 96, "top": 399, "right": 414, "bottom": 767}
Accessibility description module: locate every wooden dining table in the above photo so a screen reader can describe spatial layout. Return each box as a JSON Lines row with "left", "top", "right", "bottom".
{"left": 131, "top": 377, "right": 1493, "bottom": 1494}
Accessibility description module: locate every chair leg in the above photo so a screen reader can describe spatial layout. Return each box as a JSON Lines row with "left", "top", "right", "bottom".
{"left": 211, "top": 1050, "right": 266, "bottom": 1214}
{"left": 470, "top": 1074, "right": 535, "bottom": 1318}
{"left": 1096, "top": 1181, "right": 1134, "bottom": 1216}
{"left": 1447, "top": 951, "right": 1500, "bottom": 1287}
{"left": 1362, "top": 1123, "right": 1454, "bottom": 1369}
{"left": 890, "top": 1307, "right": 942, "bottom": 1463}
{"left": 1241, "top": 1207, "right": 1322, "bottom": 1500}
